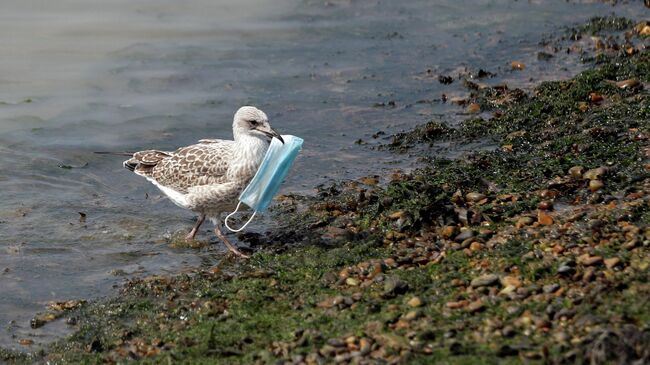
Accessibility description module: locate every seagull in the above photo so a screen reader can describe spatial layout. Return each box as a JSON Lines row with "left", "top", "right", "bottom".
{"left": 123, "top": 106, "right": 284, "bottom": 258}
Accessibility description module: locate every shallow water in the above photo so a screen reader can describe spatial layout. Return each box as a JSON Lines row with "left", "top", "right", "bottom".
{"left": 0, "top": 0, "right": 644, "bottom": 349}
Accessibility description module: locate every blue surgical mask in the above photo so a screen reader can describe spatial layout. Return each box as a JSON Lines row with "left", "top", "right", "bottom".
{"left": 225, "top": 135, "right": 303, "bottom": 232}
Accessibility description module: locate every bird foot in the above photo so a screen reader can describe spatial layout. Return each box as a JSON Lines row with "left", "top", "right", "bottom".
{"left": 223, "top": 240, "right": 250, "bottom": 259}
{"left": 215, "top": 226, "right": 250, "bottom": 259}
{"left": 185, "top": 214, "right": 206, "bottom": 242}
{"left": 185, "top": 230, "right": 198, "bottom": 242}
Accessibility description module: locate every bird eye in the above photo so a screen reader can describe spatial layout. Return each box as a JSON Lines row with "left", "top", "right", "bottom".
{"left": 249, "top": 119, "right": 259, "bottom": 126}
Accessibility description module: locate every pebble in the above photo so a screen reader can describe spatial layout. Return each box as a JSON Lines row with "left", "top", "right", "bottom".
{"left": 403, "top": 310, "right": 420, "bottom": 321}
{"left": 466, "top": 103, "right": 481, "bottom": 114}
{"left": 623, "top": 239, "right": 638, "bottom": 250}
{"left": 469, "top": 242, "right": 483, "bottom": 252}
{"left": 582, "top": 267, "right": 596, "bottom": 282}
{"left": 543, "top": 283, "right": 560, "bottom": 294}
{"left": 589, "top": 93, "right": 604, "bottom": 103}
{"left": 557, "top": 265, "right": 575, "bottom": 276}
{"left": 471, "top": 274, "right": 500, "bottom": 288}
{"left": 450, "top": 278, "right": 465, "bottom": 287}
{"left": 465, "top": 192, "right": 486, "bottom": 202}
{"left": 568, "top": 166, "right": 584, "bottom": 178}
{"left": 319, "top": 345, "right": 336, "bottom": 357}
{"left": 640, "top": 25, "right": 650, "bottom": 36}
{"left": 500, "top": 275, "right": 521, "bottom": 288}
{"left": 614, "top": 78, "right": 641, "bottom": 89}
{"left": 604, "top": 257, "right": 621, "bottom": 269}
{"left": 538, "top": 211, "right": 553, "bottom": 225}
{"left": 511, "top": 61, "right": 526, "bottom": 70}
{"left": 589, "top": 179, "right": 604, "bottom": 192}
{"left": 499, "top": 285, "right": 517, "bottom": 296}
{"left": 383, "top": 277, "right": 409, "bottom": 298}
{"left": 454, "top": 230, "right": 475, "bottom": 243}
{"left": 466, "top": 300, "right": 485, "bottom": 313}
{"left": 502, "top": 326, "right": 516, "bottom": 337}
{"left": 407, "top": 296, "right": 423, "bottom": 308}
{"left": 388, "top": 210, "right": 405, "bottom": 219}
{"left": 516, "top": 216, "right": 535, "bottom": 227}
{"left": 345, "top": 277, "right": 359, "bottom": 286}
{"left": 577, "top": 254, "right": 603, "bottom": 266}
{"left": 583, "top": 167, "right": 607, "bottom": 180}
{"left": 506, "top": 306, "right": 522, "bottom": 316}
{"left": 440, "top": 225, "right": 459, "bottom": 239}
{"left": 446, "top": 300, "right": 469, "bottom": 309}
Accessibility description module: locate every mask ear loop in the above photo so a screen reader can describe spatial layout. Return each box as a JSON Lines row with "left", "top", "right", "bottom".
{"left": 224, "top": 201, "right": 257, "bottom": 232}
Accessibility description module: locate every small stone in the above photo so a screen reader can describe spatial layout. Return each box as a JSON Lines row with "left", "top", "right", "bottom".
{"left": 502, "top": 326, "right": 516, "bottom": 337}
{"left": 360, "top": 176, "right": 379, "bottom": 185}
{"left": 543, "top": 283, "right": 560, "bottom": 294}
{"left": 615, "top": 78, "right": 641, "bottom": 89}
{"left": 454, "top": 230, "right": 475, "bottom": 242}
{"left": 446, "top": 300, "right": 469, "bottom": 309}
{"left": 568, "top": 166, "right": 584, "bottom": 178}
{"left": 332, "top": 296, "right": 346, "bottom": 306}
{"left": 511, "top": 61, "right": 525, "bottom": 70}
{"left": 18, "top": 339, "right": 33, "bottom": 346}
{"left": 469, "top": 242, "right": 483, "bottom": 252}
{"left": 538, "top": 211, "right": 553, "bottom": 225}
{"left": 450, "top": 278, "right": 465, "bottom": 287}
{"left": 383, "top": 277, "right": 409, "bottom": 298}
{"left": 583, "top": 167, "right": 607, "bottom": 180}
{"left": 403, "top": 310, "right": 420, "bottom": 321}
{"left": 440, "top": 225, "right": 459, "bottom": 239}
{"left": 466, "top": 103, "right": 481, "bottom": 114}
{"left": 589, "top": 179, "right": 604, "bottom": 192}
{"left": 388, "top": 210, "right": 405, "bottom": 219}
{"left": 506, "top": 306, "right": 522, "bottom": 316}
{"left": 623, "top": 239, "right": 638, "bottom": 250}
{"left": 557, "top": 265, "right": 575, "bottom": 276}
{"left": 407, "top": 297, "right": 423, "bottom": 308}
{"left": 577, "top": 254, "right": 603, "bottom": 266}
{"left": 346, "top": 277, "right": 359, "bottom": 286}
{"left": 588, "top": 93, "right": 603, "bottom": 103}
{"left": 358, "top": 339, "right": 372, "bottom": 356}
{"left": 499, "top": 285, "right": 517, "bottom": 296}
{"left": 466, "top": 300, "right": 485, "bottom": 313}
{"left": 639, "top": 25, "right": 650, "bottom": 36}
{"left": 465, "top": 192, "right": 486, "bottom": 202}
{"left": 319, "top": 344, "right": 336, "bottom": 357}
{"left": 578, "top": 102, "right": 589, "bottom": 112}
{"left": 583, "top": 267, "right": 596, "bottom": 282}
{"left": 604, "top": 257, "right": 621, "bottom": 269}
{"left": 500, "top": 275, "right": 521, "bottom": 288}
{"left": 471, "top": 274, "right": 499, "bottom": 288}
{"left": 516, "top": 216, "right": 534, "bottom": 227}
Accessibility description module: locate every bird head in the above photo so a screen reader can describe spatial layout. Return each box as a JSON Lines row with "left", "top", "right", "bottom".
{"left": 233, "top": 106, "right": 284, "bottom": 144}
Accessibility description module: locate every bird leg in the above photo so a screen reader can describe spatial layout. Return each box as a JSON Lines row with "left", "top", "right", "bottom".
{"left": 214, "top": 224, "right": 250, "bottom": 259}
{"left": 185, "top": 214, "right": 206, "bottom": 241}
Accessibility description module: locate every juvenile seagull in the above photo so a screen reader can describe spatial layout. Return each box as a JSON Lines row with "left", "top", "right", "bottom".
{"left": 123, "top": 106, "right": 283, "bottom": 258}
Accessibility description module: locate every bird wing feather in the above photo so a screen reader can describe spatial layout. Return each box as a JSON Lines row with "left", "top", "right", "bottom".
{"left": 125, "top": 141, "right": 235, "bottom": 194}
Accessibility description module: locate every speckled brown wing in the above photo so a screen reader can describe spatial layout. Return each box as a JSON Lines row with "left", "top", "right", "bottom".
{"left": 149, "top": 141, "right": 235, "bottom": 193}
{"left": 124, "top": 150, "right": 171, "bottom": 175}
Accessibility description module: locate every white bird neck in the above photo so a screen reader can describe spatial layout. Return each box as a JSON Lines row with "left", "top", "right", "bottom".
{"left": 228, "top": 133, "right": 270, "bottom": 180}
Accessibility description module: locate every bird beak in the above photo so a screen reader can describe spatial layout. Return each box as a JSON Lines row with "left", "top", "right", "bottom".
{"left": 260, "top": 128, "right": 284, "bottom": 144}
